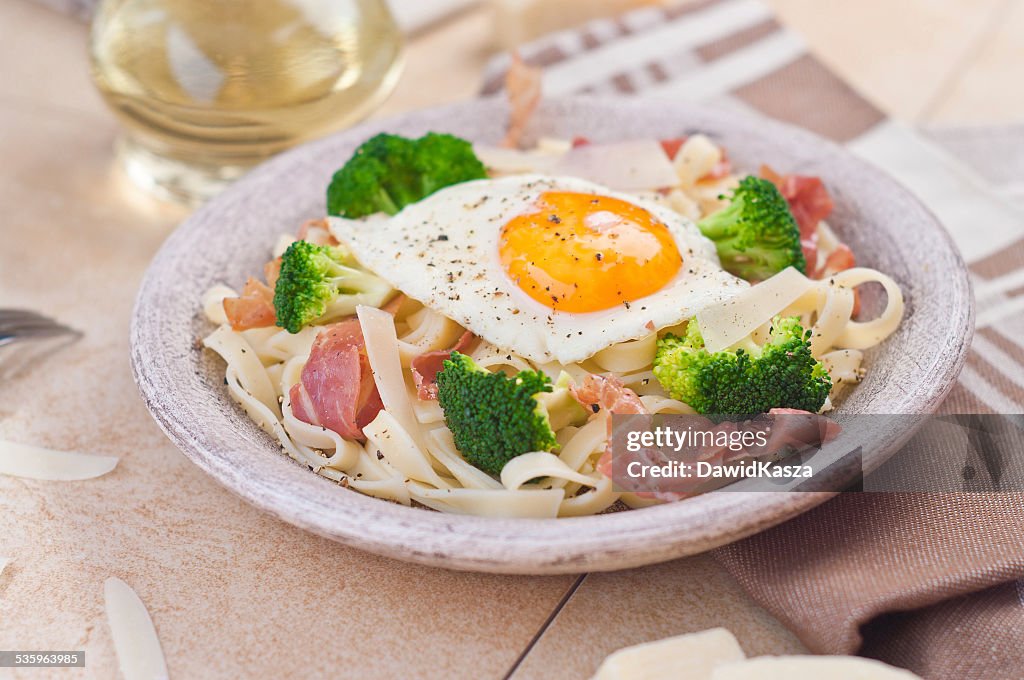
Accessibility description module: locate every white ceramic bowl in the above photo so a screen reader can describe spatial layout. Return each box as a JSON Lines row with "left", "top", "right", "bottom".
{"left": 130, "top": 97, "right": 973, "bottom": 574}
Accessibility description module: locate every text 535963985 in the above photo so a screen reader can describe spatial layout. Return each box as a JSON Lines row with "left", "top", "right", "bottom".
{"left": 0, "top": 651, "right": 85, "bottom": 667}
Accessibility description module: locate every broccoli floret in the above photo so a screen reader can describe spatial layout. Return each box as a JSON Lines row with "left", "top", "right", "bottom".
{"left": 326, "top": 132, "right": 487, "bottom": 218}
{"left": 697, "top": 175, "right": 806, "bottom": 281}
{"left": 653, "top": 316, "right": 831, "bottom": 415}
{"left": 273, "top": 240, "right": 393, "bottom": 333}
{"left": 436, "top": 352, "right": 558, "bottom": 475}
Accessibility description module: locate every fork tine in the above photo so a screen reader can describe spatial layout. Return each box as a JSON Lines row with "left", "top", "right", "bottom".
{"left": 0, "top": 309, "right": 56, "bottom": 323}
{"left": 0, "top": 318, "right": 79, "bottom": 337}
{"left": 0, "top": 321, "right": 74, "bottom": 337}
{"left": 0, "top": 309, "right": 81, "bottom": 338}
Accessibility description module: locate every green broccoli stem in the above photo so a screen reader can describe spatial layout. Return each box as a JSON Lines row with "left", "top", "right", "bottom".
{"left": 273, "top": 240, "right": 393, "bottom": 333}
{"left": 374, "top": 186, "right": 401, "bottom": 215}
{"left": 696, "top": 200, "right": 744, "bottom": 241}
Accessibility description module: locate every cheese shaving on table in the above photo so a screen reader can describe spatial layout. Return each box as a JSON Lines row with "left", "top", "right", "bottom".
{"left": 0, "top": 440, "right": 118, "bottom": 481}
{"left": 592, "top": 627, "right": 745, "bottom": 680}
{"left": 712, "top": 656, "right": 921, "bottom": 679}
{"left": 104, "top": 577, "right": 169, "bottom": 680}
{"left": 592, "top": 627, "right": 922, "bottom": 680}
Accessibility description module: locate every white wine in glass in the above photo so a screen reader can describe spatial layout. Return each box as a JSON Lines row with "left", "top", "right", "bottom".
{"left": 90, "top": 0, "right": 404, "bottom": 206}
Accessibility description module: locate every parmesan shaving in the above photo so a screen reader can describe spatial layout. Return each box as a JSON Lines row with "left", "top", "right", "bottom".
{"left": 0, "top": 557, "right": 9, "bottom": 577}
{"left": 673, "top": 134, "right": 722, "bottom": 188}
{"left": 473, "top": 145, "right": 563, "bottom": 174}
{"left": 593, "top": 627, "right": 745, "bottom": 680}
{"left": 696, "top": 267, "right": 814, "bottom": 353}
{"left": 356, "top": 305, "right": 428, "bottom": 452}
{"left": 711, "top": 656, "right": 921, "bottom": 679}
{"left": 104, "top": 577, "right": 169, "bottom": 680}
{"left": 0, "top": 440, "right": 118, "bottom": 481}
{"left": 551, "top": 140, "right": 679, "bottom": 191}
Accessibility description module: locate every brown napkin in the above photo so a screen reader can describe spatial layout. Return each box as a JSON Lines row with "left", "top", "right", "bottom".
{"left": 713, "top": 494, "right": 1024, "bottom": 676}
{"left": 483, "top": 1, "right": 1024, "bottom": 677}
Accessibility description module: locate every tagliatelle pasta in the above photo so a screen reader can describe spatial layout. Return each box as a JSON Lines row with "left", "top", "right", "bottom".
{"left": 201, "top": 132, "right": 905, "bottom": 518}
{"left": 831, "top": 268, "right": 905, "bottom": 349}
{"left": 592, "top": 333, "right": 658, "bottom": 373}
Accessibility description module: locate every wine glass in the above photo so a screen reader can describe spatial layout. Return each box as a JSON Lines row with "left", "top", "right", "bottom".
{"left": 90, "top": 0, "right": 404, "bottom": 206}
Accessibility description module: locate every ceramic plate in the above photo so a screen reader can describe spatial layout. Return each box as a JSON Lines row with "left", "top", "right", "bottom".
{"left": 131, "top": 97, "right": 973, "bottom": 574}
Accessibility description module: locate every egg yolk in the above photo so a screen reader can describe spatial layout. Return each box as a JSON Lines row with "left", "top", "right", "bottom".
{"left": 499, "top": 191, "right": 683, "bottom": 313}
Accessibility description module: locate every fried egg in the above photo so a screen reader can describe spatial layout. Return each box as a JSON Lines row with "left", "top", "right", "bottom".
{"left": 327, "top": 174, "right": 747, "bottom": 364}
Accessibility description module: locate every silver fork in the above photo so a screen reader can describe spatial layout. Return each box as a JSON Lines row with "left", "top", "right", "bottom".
{"left": 0, "top": 309, "right": 83, "bottom": 380}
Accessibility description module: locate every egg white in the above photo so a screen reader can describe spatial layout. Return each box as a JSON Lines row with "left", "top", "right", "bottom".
{"left": 327, "top": 174, "right": 747, "bottom": 364}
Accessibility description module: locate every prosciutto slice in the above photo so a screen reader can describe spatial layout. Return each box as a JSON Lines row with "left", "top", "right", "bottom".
{"left": 816, "top": 242, "right": 856, "bottom": 278}
{"left": 778, "top": 174, "right": 834, "bottom": 236}
{"left": 570, "top": 374, "right": 646, "bottom": 418}
{"left": 569, "top": 374, "right": 648, "bottom": 478}
{"left": 761, "top": 165, "right": 835, "bottom": 271}
{"left": 223, "top": 259, "right": 281, "bottom": 331}
{"left": 289, "top": 319, "right": 383, "bottom": 441}
{"left": 410, "top": 331, "right": 477, "bottom": 400}
{"left": 296, "top": 218, "right": 339, "bottom": 246}
{"left": 501, "top": 52, "right": 542, "bottom": 149}
{"left": 223, "top": 279, "right": 274, "bottom": 330}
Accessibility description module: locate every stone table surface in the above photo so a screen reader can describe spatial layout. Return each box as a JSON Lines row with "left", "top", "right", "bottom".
{"left": 1, "top": 0, "right": 1020, "bottom": 677}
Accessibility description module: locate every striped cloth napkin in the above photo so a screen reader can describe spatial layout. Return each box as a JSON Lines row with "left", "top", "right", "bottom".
{"left": 482, "top": 1, "right": 1024, "bottom": 678}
